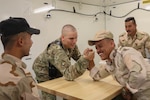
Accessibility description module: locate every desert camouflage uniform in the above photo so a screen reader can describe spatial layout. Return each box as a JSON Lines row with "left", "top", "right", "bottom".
{"left": 118, "top": 31, "right": 150, "bottom": 58}
{"left": 90, "top": 46, "right": 150, "bottom": 100}
{"left": 33, "top": 39, "right": 89, "bottom": 100}
{"left": 0, "top": 53, "right": 40, "bottom": 100}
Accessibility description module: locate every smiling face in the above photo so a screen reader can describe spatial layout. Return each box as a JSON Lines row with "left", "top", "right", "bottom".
{"left": 15, "top": 32, "right": 33, "bottom": 58}
{"left": 21, "top": 32, "right": 33, "bottom": 56}
{"left": 2, "top": 32, "right": 33, "bottom": 59}
{"left": 95, "top": 39, "right": 115, "bottom": 60}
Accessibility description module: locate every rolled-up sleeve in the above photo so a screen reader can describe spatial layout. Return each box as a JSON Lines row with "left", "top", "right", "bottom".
{"left": 90, "top": 62, "right": 110, "bottom": 81}
{"left": 122, "top": 49, "right": 148, "bottom": 93}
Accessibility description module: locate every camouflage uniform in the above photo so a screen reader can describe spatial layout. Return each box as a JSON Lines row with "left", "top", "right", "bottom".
{"left": 90, "top": 46, "right": 150, "bottom": 100}
{"left": 33, "top": 39, "right": 89, "bottom": 100}
{"left": 118, "top": 31, "right": 150, "bottom": 58}
{"left": 0, "top": 53, "right": 40, "bottom": 100}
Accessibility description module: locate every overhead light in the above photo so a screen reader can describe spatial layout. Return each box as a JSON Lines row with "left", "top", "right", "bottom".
{"left": 33, "top": 5, "right": 55, "bottom": 14}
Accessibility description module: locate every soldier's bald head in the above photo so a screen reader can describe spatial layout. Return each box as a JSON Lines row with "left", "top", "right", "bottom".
{"left": 61, "top": 24, "right": 77, "bottom": 36}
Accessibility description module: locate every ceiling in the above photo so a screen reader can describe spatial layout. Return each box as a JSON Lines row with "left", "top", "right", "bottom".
{"left": 59, "top": 0, "right": 141, "bottom": 7}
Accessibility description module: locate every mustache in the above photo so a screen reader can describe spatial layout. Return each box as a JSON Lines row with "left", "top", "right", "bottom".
{"left": 127, "top": 30, "right": 131, "bottom": 33}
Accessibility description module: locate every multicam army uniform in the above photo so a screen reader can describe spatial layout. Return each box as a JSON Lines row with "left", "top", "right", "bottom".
{"left": 118, "top": 31, "right": 150, "bottom": 58}
{"left": 33, "top": 39, "right": 89, "bottom": 100}
{"left": 0, "top": 53, "right": 40, "bottom": 100}
{"left": 90, "top": 46, "right": 150, "bottom": 100}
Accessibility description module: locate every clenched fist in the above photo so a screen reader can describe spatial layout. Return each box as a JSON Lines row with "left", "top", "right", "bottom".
{"left": 83, "top": 48, "right": 95, "bottom": 61}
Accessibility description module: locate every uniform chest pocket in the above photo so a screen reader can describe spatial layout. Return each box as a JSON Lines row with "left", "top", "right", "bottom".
{"left": 132, "top": 40, "right": 145, "bottom": 49}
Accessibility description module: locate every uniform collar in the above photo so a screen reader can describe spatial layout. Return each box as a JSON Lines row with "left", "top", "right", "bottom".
{"left": 106, "top": 48, "right": 117, "bottom": 65}
{"left": 1, "top": 53, "right": 27, "bottom": 69}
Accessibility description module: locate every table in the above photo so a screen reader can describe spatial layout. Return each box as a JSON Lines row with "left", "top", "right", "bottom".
{"left": 37, "top": 71, "right": 122, "bottom": 100}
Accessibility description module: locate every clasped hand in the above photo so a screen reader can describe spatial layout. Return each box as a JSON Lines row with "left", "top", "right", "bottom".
{"left": 83, "top": 48, "right": 95, "bottom": 61}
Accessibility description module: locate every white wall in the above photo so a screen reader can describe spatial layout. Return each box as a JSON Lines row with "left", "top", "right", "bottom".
{"left": 1, "top": 0, "right": 150, "bottom": 80}
{"left": 0, "top": 0, "right": 105, "bottom": 79}
{"left": 1, "top": 0, "right": 150, "bottom": 83}
{"left": 1, "top": 0, "right": 150, "bottom": 99}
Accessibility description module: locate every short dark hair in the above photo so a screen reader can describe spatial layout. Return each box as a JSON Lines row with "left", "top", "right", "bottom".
{"left": 1, "top": 32, "right": 25, "bottom": 49}
{"left": 125, "top": 17, "right": 136, "bottom": 25}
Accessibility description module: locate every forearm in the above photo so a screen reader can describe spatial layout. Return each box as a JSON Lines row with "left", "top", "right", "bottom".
{"left": 90, "top": 65, "right": 110, "bottom": 81}
{"left": 33, "top": 65, "right": 49, "bottom": 82}
{"left": 126, "top": 71, "right": 146, "bottom": 94}
{"left": 62, "top": 56, "right": 89, "bottom": 81}
{"left": 125, "top": 59, "right": 147, "bottom": 93}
